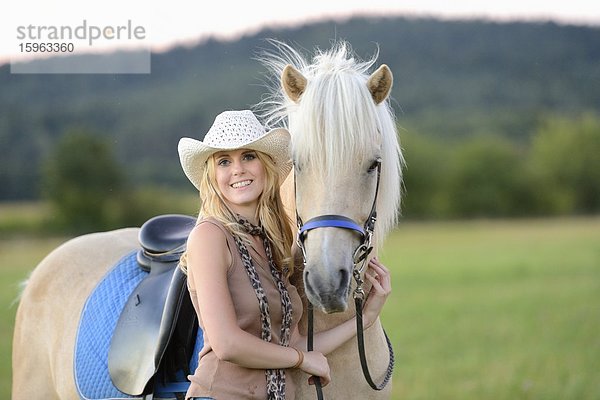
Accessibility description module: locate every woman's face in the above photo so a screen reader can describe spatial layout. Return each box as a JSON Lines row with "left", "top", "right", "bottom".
{"left": 213, "top": 149, "right": 266, "bottom": 217}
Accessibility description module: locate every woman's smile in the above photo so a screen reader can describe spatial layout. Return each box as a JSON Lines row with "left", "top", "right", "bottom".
{"left": 231, "top": 179, "right": 253, "bottom": 189}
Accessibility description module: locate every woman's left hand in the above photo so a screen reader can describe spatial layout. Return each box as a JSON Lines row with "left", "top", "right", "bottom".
{"left": 362, "top": 257, "right": 392, "bottom": 329}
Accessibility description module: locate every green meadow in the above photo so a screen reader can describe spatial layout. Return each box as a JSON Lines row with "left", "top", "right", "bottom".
{"left": 2, "top": 217, "right": 599, "bottom": 399}
{"left": 380, "top": 217, "right": 600, "bottom": 399}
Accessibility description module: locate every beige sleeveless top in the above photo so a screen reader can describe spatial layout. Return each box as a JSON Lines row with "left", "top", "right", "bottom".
{"left": 186, "top": 218, "right": 303, "bottom": 400}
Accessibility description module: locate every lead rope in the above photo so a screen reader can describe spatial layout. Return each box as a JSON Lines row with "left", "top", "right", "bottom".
{"left": 352, "top": 269, "right": 395, "bottom": 391}
{"left": 307, "top": 303, "right": 324, "bottom": 400}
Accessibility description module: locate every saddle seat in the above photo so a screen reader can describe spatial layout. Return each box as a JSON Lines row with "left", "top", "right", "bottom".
{"left": 109, "top": 214, "right": 199, "bottom": 397}
{"left": 137, "top": 214, "right": 197, "bottom": 270}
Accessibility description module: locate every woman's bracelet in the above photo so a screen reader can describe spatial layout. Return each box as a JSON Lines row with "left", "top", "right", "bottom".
{"left": 292, "top": 347, "right": 304, "bottom": 369}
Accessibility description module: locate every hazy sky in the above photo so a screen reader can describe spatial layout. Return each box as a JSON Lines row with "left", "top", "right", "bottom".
{"left": 4, "top": 0, "right": 600, "bottom": 63}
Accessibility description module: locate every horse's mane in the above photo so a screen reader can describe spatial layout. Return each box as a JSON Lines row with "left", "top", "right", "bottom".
{"left": 255, "top": 40, "right": 404, "bottom": 242}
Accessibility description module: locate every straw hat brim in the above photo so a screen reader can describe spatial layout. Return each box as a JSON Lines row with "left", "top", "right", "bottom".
{"left": 178, "top": 128, "right": 292, "bottom": 191}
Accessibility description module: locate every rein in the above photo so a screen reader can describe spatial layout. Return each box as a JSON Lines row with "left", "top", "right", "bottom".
{"left": 294, "top": 159, "right": 394, "bottom": 397}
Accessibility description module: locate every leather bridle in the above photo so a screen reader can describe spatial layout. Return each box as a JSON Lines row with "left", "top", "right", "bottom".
{"left": 294, "top": 158, "right": 394, "bottom": 398}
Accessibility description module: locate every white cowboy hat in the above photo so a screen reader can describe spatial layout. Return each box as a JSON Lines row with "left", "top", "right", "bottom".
{"left": 178, "top": 110, "right": 292, "bottom": 191}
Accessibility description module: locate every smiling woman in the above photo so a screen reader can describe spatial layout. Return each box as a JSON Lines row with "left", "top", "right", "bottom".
{"left": 176, "top": 109, "right": 392, "bottom": 399}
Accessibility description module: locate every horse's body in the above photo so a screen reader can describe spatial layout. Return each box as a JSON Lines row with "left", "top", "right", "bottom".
{"left": 12, "top": 41, "right": 402, "bottom": 400}
{"left": 12, "top": 229, "right": 139, "bottom": 399}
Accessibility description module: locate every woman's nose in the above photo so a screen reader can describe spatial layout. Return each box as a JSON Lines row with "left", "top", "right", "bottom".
{"left": 232, "top": 160, "right": 245, "bottom": 175}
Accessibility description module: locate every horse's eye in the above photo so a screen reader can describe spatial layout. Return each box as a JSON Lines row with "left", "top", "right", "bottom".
{"left": 368, "top": 158, "right": 381, "bottom": 173}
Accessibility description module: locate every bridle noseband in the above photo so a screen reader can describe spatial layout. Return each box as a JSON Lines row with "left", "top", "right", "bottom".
{"left": 298, "top": 214, "right": 374, "bottom": 280}
{"left": 294, "top": 159, "right": 394, "bottom": 398}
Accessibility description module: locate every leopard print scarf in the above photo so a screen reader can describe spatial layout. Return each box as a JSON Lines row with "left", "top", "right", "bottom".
{"left": 234, "top": 217, "right": 293, "bottom": 400}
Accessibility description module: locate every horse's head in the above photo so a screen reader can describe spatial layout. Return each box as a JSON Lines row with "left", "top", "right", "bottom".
{"left": 260, "top": 42, "right": 403, "bottom": 313}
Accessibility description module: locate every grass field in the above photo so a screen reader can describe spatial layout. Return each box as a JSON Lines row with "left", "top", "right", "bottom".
{"left": 1, "top": 217, "right": 599, "bottom": 399}
{"left": 379, "top": 217, "right": 600, "bottom": 399}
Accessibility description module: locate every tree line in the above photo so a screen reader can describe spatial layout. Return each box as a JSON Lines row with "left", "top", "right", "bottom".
{"left": 41, "top": 113, "right": 600, "bottom": 233}
{"left": 401, "top": 113, "right": 600, "bottom": 219}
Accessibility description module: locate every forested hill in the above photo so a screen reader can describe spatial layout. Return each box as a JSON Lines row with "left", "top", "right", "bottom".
{"left": 1, "top": 16, "right": 599, "bottom": 200}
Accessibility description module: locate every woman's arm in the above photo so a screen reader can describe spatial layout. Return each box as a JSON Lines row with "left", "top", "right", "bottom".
{"left": 187, "top": 223, "right": 330, "bottom": 383}
{"left": 292, "top": 257, "right": 391, "bottom": 355}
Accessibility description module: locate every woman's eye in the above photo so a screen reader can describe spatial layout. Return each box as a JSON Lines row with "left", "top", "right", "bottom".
{"left": 217, "top": 159, "right": 230, "bottom": 166}
{"left": 243, "top": 153, "right": 257, "bottom": 161}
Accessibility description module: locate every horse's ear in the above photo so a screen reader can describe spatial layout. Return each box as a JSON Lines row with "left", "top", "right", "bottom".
{"left": 281, "top": 64, "right": 307, "bottom": 103}
{"left": 367, "top": 64, "right": 393, "bottom": 104}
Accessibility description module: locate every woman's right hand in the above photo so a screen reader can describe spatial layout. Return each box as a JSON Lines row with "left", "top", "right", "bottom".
{"left": 361, "top": 257, "right": 392, "bottom": 329}
{"left": 299, "top": 351, "right": 331, "bottom": 386}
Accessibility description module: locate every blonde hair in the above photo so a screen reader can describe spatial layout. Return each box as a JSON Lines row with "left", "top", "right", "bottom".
{"left": 179, "top": 150, "right": 294, "bottom": 276}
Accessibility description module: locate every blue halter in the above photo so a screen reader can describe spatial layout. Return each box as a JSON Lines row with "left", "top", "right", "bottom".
{"left": 298, "top": 215, "right": 365, "bottom": 240}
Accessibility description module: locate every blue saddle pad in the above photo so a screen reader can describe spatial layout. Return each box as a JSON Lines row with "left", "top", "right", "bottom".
{"left": 74, "top": 251, "right": 203, "bottom": 400}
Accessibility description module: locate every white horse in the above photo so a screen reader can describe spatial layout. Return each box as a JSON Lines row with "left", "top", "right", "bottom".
{"left": 12, "top": 41, "right": 403, "bottom": 400}
{"left": 258, "top": 40, "right": 403, "bottom": 399}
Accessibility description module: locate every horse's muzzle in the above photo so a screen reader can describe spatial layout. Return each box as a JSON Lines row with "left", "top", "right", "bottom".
{"left": 304, "top": 266, "right": 350, "bottom": 313}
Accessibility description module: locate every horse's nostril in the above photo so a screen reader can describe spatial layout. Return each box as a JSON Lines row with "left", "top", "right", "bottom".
{"left": 339, "top": 268, "right": 348, "bottom": 285}
{"left": 304, "top": 270, "right": 315, "bottom": 295}
{"left": 338, "top": 268, "right": 350, "bottom": 296}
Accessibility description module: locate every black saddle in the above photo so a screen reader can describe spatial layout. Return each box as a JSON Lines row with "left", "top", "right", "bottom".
{"left": 109, "top": 214, "right": 198, "bottom": 397}
{"left": 137, "top": 214, "right": 198, "bottom": 269}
